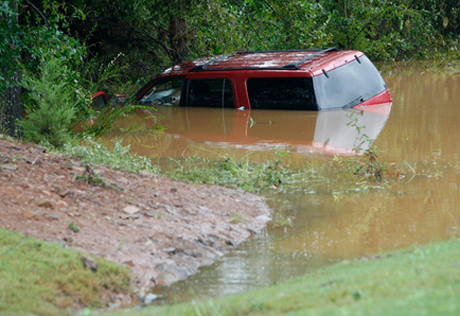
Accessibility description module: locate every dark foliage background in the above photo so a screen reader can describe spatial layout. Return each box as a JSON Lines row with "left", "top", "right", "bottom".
{"left": 1, "top": 0, "right": 459, "bottom": 139}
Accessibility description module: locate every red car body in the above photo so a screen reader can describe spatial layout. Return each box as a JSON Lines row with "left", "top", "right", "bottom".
{"left": 95, "top": 48, "right": 392, "bottom": 111}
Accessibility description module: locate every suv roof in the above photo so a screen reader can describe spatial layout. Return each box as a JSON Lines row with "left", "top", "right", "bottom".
{"left": 160, "top": 48, "right": 363, "bottom": 77}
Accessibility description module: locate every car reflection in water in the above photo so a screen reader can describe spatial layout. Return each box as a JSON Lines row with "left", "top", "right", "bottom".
{"left": 131, "top": 102, "right": 391, "bottom": 157}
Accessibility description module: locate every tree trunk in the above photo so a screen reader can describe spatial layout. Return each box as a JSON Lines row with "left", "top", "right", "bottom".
{"left": 168, "top": 0, "right": 189, "bottom": 64}
{"left": 0, "top": 0, "right": 23, "bottom": 137}
{"left": 0, "top": 71, "right": 23, "bottom": 137}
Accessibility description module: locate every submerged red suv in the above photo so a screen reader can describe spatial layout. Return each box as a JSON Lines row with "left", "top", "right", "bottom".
{"left": 94, "top": 48, "right": 391, "bottom": 111}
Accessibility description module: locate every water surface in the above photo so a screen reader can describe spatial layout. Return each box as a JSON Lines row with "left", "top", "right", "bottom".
{"left": 103, "top": 68, "right": 460, "bottom": 303}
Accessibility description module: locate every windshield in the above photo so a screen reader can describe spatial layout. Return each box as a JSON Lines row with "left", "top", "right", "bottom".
{"left": 139, "top": 79, "right": 183, "bottom": 106}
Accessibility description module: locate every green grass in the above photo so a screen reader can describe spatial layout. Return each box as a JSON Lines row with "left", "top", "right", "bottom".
{"left": 163, "top": 154, "right": 323, "bottom": 193}
{"left": 104, "top": 238, "right": 460, "bottom": 316}
{"left": 62, "top": 136, "right": 159, "bottom": 174}
{"left": 61, "top": 136, "right": 400, "bottom": 196}
{"left": 0, "top": 229, "right": 131, "bottom": 316}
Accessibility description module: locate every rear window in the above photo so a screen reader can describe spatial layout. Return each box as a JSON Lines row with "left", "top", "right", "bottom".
{"left": 247, "top": 77, "right": 317, "bottom": 110}
{"left": 314, "top": 55, "right": 387, "bottom": 110}
{"left": 185, "top": 79, "right": 235, "bottom": 108}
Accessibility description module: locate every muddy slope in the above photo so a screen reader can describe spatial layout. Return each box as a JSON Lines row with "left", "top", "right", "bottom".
{"left": 0, "top": 138, "right": 271, "bottom": 296}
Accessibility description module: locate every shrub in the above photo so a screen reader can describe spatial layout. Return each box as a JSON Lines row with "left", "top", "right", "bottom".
{"left": 20, "top": 55, "right": 89, "bottom": 148}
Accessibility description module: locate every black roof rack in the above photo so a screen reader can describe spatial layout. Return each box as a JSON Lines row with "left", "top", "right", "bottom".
{"left": 189, "top": 47, "right": 339, "bottom": 72}
{"left": 240, "top": 49, "right": 323, "bottom": 54}
{"left": 282, "top": 47, "right": 338, "bottom": 69}
{"left": 190, "top": 53, "right": 234, "bottom": 72}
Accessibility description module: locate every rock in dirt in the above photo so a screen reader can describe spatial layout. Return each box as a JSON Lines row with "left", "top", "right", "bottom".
{"left": 143, "top": 293, "right": 160, "bottom": 305}
{"left": 82, "top": 256, "right": 98, "bottom": 272}
{"left": 33, "top": 145, "right": 47, "bottom": 153}
{"left": 55, "top": 200, "right": 68, "bottom": 208}
{"left": 123, "top": 205, "right": 140, "bottom": 215}
{"left": 33, "top": 199, "right": 54, "bottom": 209}
{"left": 154, "top": 263, "right": 189, "bottom": 286}
{"left": 45, "top": 213, "right": 60, "bottom": 220}
{"left": 60, "top": 162, "right": 73, "bottom": 169}
{"left": 163, "top": 247, "right": 176, "bottom": 255}
{"left": 1, "top": 164, "right": 18, "bottom": 171}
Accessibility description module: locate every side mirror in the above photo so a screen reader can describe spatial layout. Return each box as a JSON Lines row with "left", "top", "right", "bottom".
{"left": 91, "top": 91, "right": 110, "bottom": 109}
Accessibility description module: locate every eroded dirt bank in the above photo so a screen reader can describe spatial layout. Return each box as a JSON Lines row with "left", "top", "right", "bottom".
{"left": 0, "top": 138, "right": 271, "bottom": 299}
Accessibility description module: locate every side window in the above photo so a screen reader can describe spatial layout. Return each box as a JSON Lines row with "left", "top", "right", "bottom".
{"left": 139, "top": 79, "right": 183, "bottom": 106}
{"left": 185, "top": 79, "right": 234, "bottom": 108}
{"left": 314, "top": 55, "right": 387, "bottom": 110}
{"left": 246, "top": 77, "right": 317, "bottom": 110}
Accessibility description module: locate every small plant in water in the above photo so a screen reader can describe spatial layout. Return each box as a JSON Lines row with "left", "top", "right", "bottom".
{"left": 349, "top": 146, "right": 386, "bottom": 181}
{"left": 334, "top": 144, "right": 395, "bottom": 183}
{"left": 271, "top": 212, "right": 294, "bottom": 228}
{"left": 334, "top": 113, "right": 399, "bottom": 183}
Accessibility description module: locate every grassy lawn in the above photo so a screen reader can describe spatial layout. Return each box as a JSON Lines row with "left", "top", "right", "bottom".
{"left": 0, "top": 229, "right": 131, "bottom": 316}
{"left": 3, "top": 228, "right": 458, "bottom": 316}
{"left": 107, "top": 238, "right": 460, "bottom": 316}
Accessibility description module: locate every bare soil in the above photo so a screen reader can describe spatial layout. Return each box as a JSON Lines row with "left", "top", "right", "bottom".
{"left": 0, "top": 138, "right": 271, "bottom": 299}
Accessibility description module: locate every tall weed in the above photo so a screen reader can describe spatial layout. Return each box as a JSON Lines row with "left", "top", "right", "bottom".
{"left": 333, "top": 113, "right": 400, "bottom": 185}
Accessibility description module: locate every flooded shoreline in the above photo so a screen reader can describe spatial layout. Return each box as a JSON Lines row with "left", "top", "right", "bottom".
{"left": 101, "top": 67, "right": 460, "bottom": 304}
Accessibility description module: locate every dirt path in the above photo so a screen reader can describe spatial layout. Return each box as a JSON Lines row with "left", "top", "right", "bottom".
{"left": 0, "top": 138, "right": 271, "bottom": 299}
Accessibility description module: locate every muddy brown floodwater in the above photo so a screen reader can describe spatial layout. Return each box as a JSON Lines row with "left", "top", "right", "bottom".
{"left": 101, "top": 66, "right": 460, "bottom": 304}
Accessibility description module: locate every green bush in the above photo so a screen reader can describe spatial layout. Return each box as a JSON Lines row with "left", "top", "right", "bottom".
{"left": 20, "top": 55, "right": 89, "bottom": 148}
